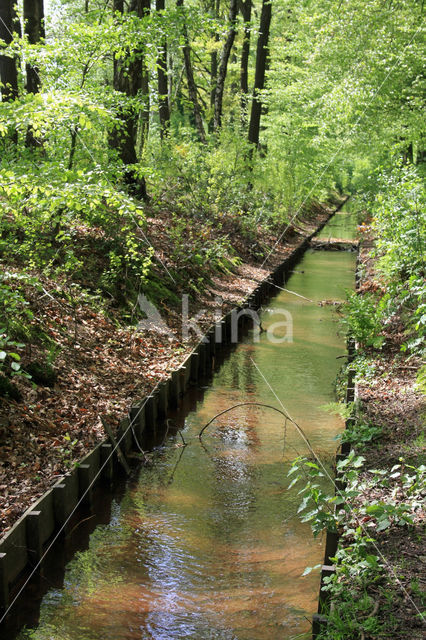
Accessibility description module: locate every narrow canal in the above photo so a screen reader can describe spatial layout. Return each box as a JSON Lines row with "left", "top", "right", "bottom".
{"left": 13, "top": 211, "right": 356, "bottom": 640}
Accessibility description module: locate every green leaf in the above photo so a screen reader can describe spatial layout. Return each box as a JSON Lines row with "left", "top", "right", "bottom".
{"left": 301, "top": 564, "right": 321, "bottom": 576}
{"left": 376, "top": 518, "right": 391, "bottom": 531}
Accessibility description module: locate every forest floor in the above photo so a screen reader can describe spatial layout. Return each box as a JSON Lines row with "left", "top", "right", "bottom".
{"left": 0, "top": 203, "right": 332, "bottom": 537}
{"left": 334, "top": 242, "right": 425, "bottom": 639}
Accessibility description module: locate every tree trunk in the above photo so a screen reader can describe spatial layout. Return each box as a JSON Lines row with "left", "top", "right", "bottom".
{"left": 138, "top": 0, "right": 150, "bottom": 151}
{"left": 0, "top": 0, "right": 19, "bottom": 103}
{"left": 23, "top": 0, "right": 45, "bottom": 147}
{"left": 24, "top": 0, "right": 44, "bottom": 94}
{"left": 208, "top": 0, "right": 220, "bottom": 131}
{"left": 176, "top": 0, "right": 206, "bottom": 143}
{"left": 140, "top": 63, "right": 150, "bottom": 145}
{"left": 240, "top": 0, "right": 251, "bottom": 124}
{"left": 110, "top": 0, "right": 148, "bottom": 199}
{"left": 210, "top": 46, "right": 218, "bottom": 110}
{"left": 213, "top": 0, "right": 238, "bottom": 131}
{"left": 248, "top": 0, "right": 271, "bottom": 149}
{"left": 156, "top": 0, "right": 170, "bottom": 138}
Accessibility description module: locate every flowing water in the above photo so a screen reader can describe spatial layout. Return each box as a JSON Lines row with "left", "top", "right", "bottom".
{"left": 11, "top": 215, "right": 356, "bottom": 640}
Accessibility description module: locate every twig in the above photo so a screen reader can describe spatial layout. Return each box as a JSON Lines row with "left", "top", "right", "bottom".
{"left": 198, "top": 402, "right": 316, "bottom": 460}
{"left": 128, "top": 415, "right": 150, "bottom": 464}
{"left": 66, "top": 514, "right": 96, "bottom": 538}
{"left": 161, "top": 420, "right": 171, "bottom": 447}
{"left": 166, "top": 443, "right": 187, "bottom": 486}
{"left": 269, "top": 282, "right": 315, "bottom": 303}
{"left": 100, "top": 415, "right": 131, "bottom": 475}
{"left": 40, "top": 286, "right": 74, "bottom": 311}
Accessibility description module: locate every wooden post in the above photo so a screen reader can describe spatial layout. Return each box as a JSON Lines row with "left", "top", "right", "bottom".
{"left": 78, "top": 464, "right": 93, "bottom": 506}
{"left": 324, "top": 529, "right": 339, "bottom": 565}
{"left": 26, "top": 511, "right": 42, "bottom": 566}
{"left": 52, "top": 483, "right": 67, "bottom": 526}
{"left": 157, "top": 382, "right": 168, "bottom": 418}
{"left": 318, "top": 565, "right": 336, "bottom": 614}
{"left": 100, "top": 443, "right": 114, "bottom": 483}
{"left": 0, "top": 553, "right": 9, "bottom": 612}
{"left": 312, "top": 613, "right": 327, "bottom": 638}
{"left": 190, "top": 351, "right": 199, "bottom": 383}
{"left": 144, "top": 394, "right": 158, "bottom": 437}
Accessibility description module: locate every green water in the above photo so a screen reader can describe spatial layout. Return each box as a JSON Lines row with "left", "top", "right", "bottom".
{"left": 317, "top": 201, "right": 358, "bottom": 240}
{"left": 11, "top": 218, "right": 356, "bottom": 640}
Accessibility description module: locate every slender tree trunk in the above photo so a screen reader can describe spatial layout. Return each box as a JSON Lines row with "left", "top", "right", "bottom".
{"left": 24, "top": 0, "right": 45, "bottom": 147}
{"left": 140, "top": 64, "right": 150, "bottom": 144}
{"left": 139, "top": 0, "right": 150, "bottom": 151}
{"left": 110, "top": 0, "right": 148, "bottom": 199}
{"left": 248, "top": 0, "right": 271, "bottom": 149}
{"left": 156, "top": 0, "right": 170, "bottom": 138}
{"left": 240, "top": 0, "right": 251, "bottom": 125}
{"left": 210, "top": 45, "right": 218, "bottom": 110}
{"left": 208, "top": 0, "right": 220, "bottom": 131}
{"left": 0, "top": 1, "right": 19, "bottom": 103}
{"left": 24, "top": 0, "right": 45, "bottom": 95}
{"left": 176, "top": 0, "right": 206, "bottom": 143}
{"left": 213, "top": 0, "right": 238, "bottom": 131}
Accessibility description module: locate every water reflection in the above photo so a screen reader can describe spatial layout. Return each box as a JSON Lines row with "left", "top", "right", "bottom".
{"left": 12, "top": 220, "right": 356, "bottom": 640}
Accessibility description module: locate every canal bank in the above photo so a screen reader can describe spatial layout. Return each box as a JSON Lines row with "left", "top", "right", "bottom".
{"left": 309, "top": 235, "right": 425, "bottom": 640}
{"left": 1, "top": 201, "right": 353, "bottom": 637}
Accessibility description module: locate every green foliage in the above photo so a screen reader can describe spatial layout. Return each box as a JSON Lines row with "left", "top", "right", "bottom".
{"left": 293, "top": 430, "right": 425, "bottom": 638}
{"left": 0, "top": 274, "right": 33, "bottom": 338}
{"left": 340, "top": 291, "right": 386, "bottom": 349}
{"left": 291, "top": 451, "right": 424, "bottom": 538}
{"left": 416, "top": 364, "right": 426, "bottom": 394}
{"left": 318, "top": 530, "right": 385, "bottom": 639}
{"left": 339, "top": 163, "right": 426, "bottom": 358}
{"left": 0, "top": 164, "right": 153, "bottom": 306}
{"left": 288, "top": 457, "right": 342, "bottom": 536}
{"left": 339, "top": 419, "right": 382, "bottom": 451}
{"left": 372, "top": 162, "right": 425, "bottom": 281}
{"left": 0, "top": 331, "right": 25, "bottom": 377}
{"left": 341, "top": 167, "right": 425, "bottom": 358}
{"left": 0, "top": 279, "right": 29, "bottom": 385}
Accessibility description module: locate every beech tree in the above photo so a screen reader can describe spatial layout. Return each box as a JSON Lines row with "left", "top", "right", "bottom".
{"left": 0, "top": 0, "right": 19, "bottom": 103}
{"left": 23, "top": 0, "right": 44, "bottom": 95}
{"left": 213, "top": 0, "right": 238, "bottom": 130}
{"left": 239, "top": 0, "right": 251, "bottom": 123}
{"left": 177, "top": 0, "right": 206, "bottom": 142}
{"left": 110, "top": 0, "right": 148, "bottom": 199}
{"left": 209, "top": 0, "right": 220, "bottom": 127}
{"left": 156, "top": 0, "right": 170, "bottom": 137}
{"left": 248, "top": 0, "right": 271, "bottom": 148}
{"left": 23, "top": 0, "right": 45, "bottom": 146}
